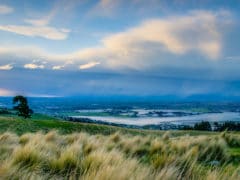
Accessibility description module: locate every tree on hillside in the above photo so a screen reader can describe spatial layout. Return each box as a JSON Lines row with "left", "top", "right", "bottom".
{"left": 13, "top": 95, "right": 33, "bottom": 118}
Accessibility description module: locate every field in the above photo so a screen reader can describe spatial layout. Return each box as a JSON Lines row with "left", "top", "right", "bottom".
{"left": 0, "top": 114, "right": 240, "bottom": 179}
{"left": 0, "top": 114, "right": 217, "bottom": 136}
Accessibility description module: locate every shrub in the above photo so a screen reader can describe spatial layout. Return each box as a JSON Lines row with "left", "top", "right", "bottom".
{"left": 194, "top": 121, "right": 212, "bottom": 131}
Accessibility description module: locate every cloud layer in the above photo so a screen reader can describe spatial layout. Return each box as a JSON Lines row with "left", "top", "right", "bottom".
{"left": 0, "top": 10, "right": 230, "bottom": 71}
{"left": 0, "top": 0, "right": 239, "bottom": 98}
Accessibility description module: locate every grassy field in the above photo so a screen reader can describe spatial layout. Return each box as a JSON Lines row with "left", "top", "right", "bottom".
{"left": 0, "top": 114, "right": 240, "bottom": 179}
{"left": 0, "top": 114, "right": 218, "bottom": 136}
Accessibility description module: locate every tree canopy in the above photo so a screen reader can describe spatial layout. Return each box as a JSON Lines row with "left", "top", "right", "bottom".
{"left": 13, "top": 95, "right": 33, "bottom": 118}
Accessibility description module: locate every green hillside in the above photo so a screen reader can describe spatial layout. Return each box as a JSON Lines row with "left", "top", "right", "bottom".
{"left": 0, "top": 114, "right": 218, "bottom": 136}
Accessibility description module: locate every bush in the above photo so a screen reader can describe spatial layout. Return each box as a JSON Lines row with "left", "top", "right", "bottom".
{"left": 215, "top": 122, "right": 240, "bottom": 131}
{"left": 194, "top": 121, "right": 212, "bottom": 131}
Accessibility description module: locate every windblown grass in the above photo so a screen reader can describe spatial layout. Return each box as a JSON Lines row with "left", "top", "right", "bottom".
{"left": 0, "top": 131, "right": 239, "bottom": 179}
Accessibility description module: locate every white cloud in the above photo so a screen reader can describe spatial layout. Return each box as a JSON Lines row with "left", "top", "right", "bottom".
{"left": 101, "top": 10, "right": 223, "bottom": 60}
{"left": 0, "top": 10, "right": 230, "bottom": 70}
{"left": 79, "top": 62, "right": 100, "bottom": 69}
{"left": 71, "top": 10, "right": 226, "bottom": 69}
{"left": 52, "top": 60, "right": 74, "bottom": 70}
{"left": 0, "top": 2, "right": 70, "bottom": 40}
{"left": 0, "top": 25, "right": 70, "bottom": 40}
{"left": 24, "top": 63, "right": 45, "bottom": 69}
{"left": 0, "top": 64, "right": 13, "bottom": 70}
{"left": 0, "top": 5, "right": 13, "bottom": 14}
{"left": 52, "top": 65, "right": 64, "bottom": 70}
{"left": 25, "top": 18, "right": 50, "bottom": 27}
{"left": 0, "top": 88, "right": 15, "bottom": 96}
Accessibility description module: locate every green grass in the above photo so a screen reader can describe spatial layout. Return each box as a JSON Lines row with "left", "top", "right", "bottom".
{"left": 0, "top": 114, "right": 218, "bottom": 137}
{"left": 229, "top": 147, "right": 240, "bottom": 164}
{"left": 0, "top": 113, "right": 240, "bottom": 179}
{"left": 230, "top": 148, "right": 240, "bottom": 156}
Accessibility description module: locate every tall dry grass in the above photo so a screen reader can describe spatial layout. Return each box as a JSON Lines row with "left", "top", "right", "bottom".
{"left": 0, "top": 131, "right": 239, "bottom": 180}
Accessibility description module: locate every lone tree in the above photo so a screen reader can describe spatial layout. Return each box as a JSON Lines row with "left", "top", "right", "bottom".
{"left": 13, "top": 95, "right": 33, "bottom": 118}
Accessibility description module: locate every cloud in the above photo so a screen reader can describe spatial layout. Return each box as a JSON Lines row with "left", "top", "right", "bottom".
{"left": 88, "top": 0, "right": 163, "bottom": 18}
{"left": 79, "top": 62, "right": 100, "bottom": 69}
{"left": 0, "top": 25, "right": 70, "bottom": 40}
{"left": 21, "top": 4, "right": 72, "bottom": 42}
{"left": 52, "top": 60, "right": 73, "bottom": 70}
{"left": 90, "top": 0, "right": 120, "bottom": 17}
{"left": 52, "top": 65, "right": 64, "bottom": 70}
{"left": 0, "top": 64, "right": 13, "bottom": 70}
{"left": 0, "top": 5, "right": 13, "bottom": 14}
{"left": 102, "top": 10, "right": 223, "bottom": 60}
{"left": 24, "top": 18, "right": 51, "bottom": 27}
{"left": 72, "top": 10, "right": 227, "bottom": 69}
{"left": 20, "top": 1, "right": 74, "bottom": 43}
{"left": 0, "top": 88, "right": 15, "bottom": 96}
{"left": 24, "top": 63, "right": 45, "bottom": 69}
{"left": 0, "top": 10, "right": 231, "bottom": 70}
{"left": 0, "top": 13, "right": 70, "bottom": 40}
{"left": 24, "top": 6, "right": 57, "bottom": 27}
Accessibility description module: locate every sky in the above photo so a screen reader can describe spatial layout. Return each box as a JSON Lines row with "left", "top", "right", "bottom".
{"left": 0, "top": 0, "right": 240, "bottom": 99}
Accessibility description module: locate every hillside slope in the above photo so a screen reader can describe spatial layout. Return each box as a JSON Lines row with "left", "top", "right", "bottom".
{"left": 0, "top": 114, "right": 217, "bottom": 136}
{"left": 0, "top": 114, "right": 240, "bottom": 179}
